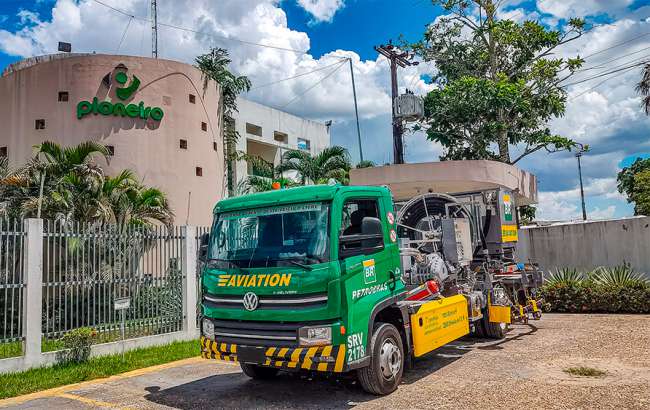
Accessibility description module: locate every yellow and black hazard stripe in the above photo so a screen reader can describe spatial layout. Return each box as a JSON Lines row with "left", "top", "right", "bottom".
{"left": 200, "top": 336, "right": 346, "bottom": 372}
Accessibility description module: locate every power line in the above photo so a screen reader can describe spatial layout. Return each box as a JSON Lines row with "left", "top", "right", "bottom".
{"left": 280, "top": 60, "right": 347, "bottom": 109}
{"left": 248, "top": 61, "right": 346, "bottom": 91}
{"left": 569, "top": 65, "right": 640, "bottom": 101}
{"left": 91, "top": 0, "right": 310, "bottom": 55}
{"left": 115, "top": 16, "right": 133, "bottom": 54}
{"left": 563, "top": 60, "right": 647, "bottom": 87}
{"left": 581, "top": 31, "right": 650, "bottom": 60}
{"left": 578, "top": 45, "right": 650, "bottom": 72}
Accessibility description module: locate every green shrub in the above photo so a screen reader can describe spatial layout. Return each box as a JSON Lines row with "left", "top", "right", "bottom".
{"left": 56, "top": 327, "right": 97, "bottom": 364}
{"left": 541, "top": 281, "right": 650, "bottom": 314}
{"left": 591, "top": 263, "right": 650, "bottom": 287}
{"left": 545, "top": 267, "right": 584, "bottom": 287}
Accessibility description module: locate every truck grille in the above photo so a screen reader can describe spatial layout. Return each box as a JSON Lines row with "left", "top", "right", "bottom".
{"left": 204, "top": 318, "right": 330, "bottom": 347}
{"left": 203, "top": 292, "right": 328, "bottom": 310}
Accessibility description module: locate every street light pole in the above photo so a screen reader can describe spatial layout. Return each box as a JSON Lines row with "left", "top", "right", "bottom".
{"left": 348, "top": 58, "right": 364, "bottom": 163}
{"left": 576, "top": 150, "right": 587, "bottom": 221}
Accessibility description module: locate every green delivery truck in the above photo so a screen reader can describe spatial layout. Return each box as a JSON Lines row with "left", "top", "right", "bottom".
{"left": 199, "top": 184, "right": 543, "bottom": 395}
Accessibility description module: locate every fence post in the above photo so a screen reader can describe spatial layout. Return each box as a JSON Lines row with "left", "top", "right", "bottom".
{"left": 23, "top": 218, "right": 43, "bottom": 367}
{"left": 182, "top": 225, "right": 197, "bottom": 337}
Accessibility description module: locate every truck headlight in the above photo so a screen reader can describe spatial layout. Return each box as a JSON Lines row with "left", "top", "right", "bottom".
{"left": 202, "top": 318, "right": 215, "bottom": 340}
{"left": 298, "top": 326, "right": 331, "bottom": 346}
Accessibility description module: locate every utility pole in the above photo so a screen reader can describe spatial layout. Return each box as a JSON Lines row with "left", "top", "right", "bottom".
{"left": 348, "top": 58, "right": 364, "bottom": 162}
{"left": 151, "top": 0, "right": 158, "bottom": 58}
{"left": 375, "top": 41, "right": 417, "bottom": 164}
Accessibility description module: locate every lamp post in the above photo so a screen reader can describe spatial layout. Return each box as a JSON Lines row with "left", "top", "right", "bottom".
{"left": 575, "top": 144, "right": 589, "bottom": 221}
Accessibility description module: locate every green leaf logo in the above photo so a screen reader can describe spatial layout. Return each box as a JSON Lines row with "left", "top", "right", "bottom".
{"left": 114, "top": 71, "right": 141, "bottom": 100}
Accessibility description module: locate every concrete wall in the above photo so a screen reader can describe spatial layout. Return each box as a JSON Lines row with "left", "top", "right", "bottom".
{"left": 517, "top": 216, "right": 650, "bottom": 276}
{"left": 0, "top": 53, "right": 223, "bottom": 226}
{"left": 232, "top": 97, "right": 331, "bottom": 184}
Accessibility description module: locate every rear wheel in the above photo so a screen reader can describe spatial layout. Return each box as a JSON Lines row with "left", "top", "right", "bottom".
{"left": 357, "top": 323, "right": 404, "bottom": 395}
{"left": 475, "top": 311, "right": 508, "bottom": 339}
{"left": 240, "top": 363, "right": 279, "bottom": 380}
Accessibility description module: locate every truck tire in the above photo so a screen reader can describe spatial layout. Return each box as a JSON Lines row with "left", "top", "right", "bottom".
{"left": 357, "top": 323, "right": 404, "bottom": 395}
{"left": 475, "top": 313, "right": 507, "bottom": 339}
{"left": 240, "top": 363, "right": 279, "bottom": 380}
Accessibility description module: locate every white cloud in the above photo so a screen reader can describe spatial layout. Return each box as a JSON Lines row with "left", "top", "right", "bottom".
{"left": 536, "top": 177, "right": 625, "bottom": 220}
{"left": 536, "top": 0, "right": 634, "bottom": 19}
{"left": 296, "top": 0, "right": 344, "bottom": 24}
{"left": 590, "top": 206, "right": 617, "bottom": 220}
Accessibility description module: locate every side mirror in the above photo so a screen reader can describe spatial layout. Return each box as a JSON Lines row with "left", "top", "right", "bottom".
{"left": 199, "top": 233, "right": 209, "bottom": 262}
{"left": 361, "top": 217, "right": 382, "bottom": 236}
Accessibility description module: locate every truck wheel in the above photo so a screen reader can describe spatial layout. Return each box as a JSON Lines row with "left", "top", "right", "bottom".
{"left": 357, "top": 323, "right": 404, "bottom": 395}
{"left": 475, "top": 314, "right": 507, "bottom": 339}
{"left": 240, "top": 363, "right": 279, "bottom": 380}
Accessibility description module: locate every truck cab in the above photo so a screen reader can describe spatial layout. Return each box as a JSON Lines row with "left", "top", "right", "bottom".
{"left": 200, "top": 184, "right": 412, "bottom": 392}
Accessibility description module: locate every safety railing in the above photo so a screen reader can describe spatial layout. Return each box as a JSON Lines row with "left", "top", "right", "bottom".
{"left": 0, "top": 219, "right": 25, "bottom": 359}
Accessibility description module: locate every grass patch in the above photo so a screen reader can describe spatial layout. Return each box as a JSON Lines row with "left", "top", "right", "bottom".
{"left": 563, "top": 366, "right": 607, "bottom": 377}
{"left": 0, "top": 340, "right": 200, "bottom": 399}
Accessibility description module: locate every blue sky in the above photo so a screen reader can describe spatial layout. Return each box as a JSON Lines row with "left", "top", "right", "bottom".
{"left": 1, "top": 0, "right": 649, "bottom": 220}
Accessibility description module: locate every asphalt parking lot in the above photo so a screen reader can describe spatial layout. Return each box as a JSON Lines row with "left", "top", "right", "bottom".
{"left": 1, "top": 313, "right": 649, "bottom": 409}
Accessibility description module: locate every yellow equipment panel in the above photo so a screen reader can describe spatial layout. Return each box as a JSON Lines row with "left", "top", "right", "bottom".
{"left": 488, "top": 304, "right": 511, "bottom": 324}
{"left": 410, "top": 295, "right": 469, "bottom": 357}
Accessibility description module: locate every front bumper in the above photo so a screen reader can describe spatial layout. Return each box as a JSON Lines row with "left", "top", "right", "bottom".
{"left": 200, "top": 336, "right": 346, "bottom": 372}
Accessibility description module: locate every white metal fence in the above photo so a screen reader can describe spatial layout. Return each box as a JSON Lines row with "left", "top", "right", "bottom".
{"left": 0, "top": 219, "right": 205, "bottom": 374}
{"left": 0, "top": 219, "right": 25, "bottom": 359}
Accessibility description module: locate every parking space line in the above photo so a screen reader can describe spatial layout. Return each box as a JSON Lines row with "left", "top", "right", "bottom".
{"left": 56, "top": 392, "right": 134, "bottom": 410}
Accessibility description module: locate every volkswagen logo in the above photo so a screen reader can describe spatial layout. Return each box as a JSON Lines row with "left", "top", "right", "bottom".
{"left": 242, "top": 292, "right": 259, "bottom": 311}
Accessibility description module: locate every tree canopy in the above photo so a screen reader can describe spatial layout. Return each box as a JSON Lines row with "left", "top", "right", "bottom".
{"left": 617, "top": 157, "right": 650, "bottom": 216}
{"left": 412, "top": 0, "right": 585, "bottom": 164}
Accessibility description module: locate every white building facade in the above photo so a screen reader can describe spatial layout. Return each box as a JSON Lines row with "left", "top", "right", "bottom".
{"left": 232, "top": 97, "right": 331, "bottom": 185}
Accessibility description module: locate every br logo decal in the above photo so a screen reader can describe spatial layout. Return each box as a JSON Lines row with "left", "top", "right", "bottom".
{"left": 363, "top": 259, "right": 376, "bottom": 284}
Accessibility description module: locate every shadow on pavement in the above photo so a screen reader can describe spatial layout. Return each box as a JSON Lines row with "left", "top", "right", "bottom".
{"left": 143, "top": 328, "right": 531, "bottom": 409}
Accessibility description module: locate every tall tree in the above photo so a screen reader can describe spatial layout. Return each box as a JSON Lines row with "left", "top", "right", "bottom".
{"left": 276, "top": 146, "right": 352, "bottom": 185}
{"left": 412, "top": 0, "right": 585, "bottom": 163}
{"left": 196, "top": 48, "right": 252, "bottom": 196}
{"left": 617, "top": 157, "right": 650, "bottom": 215}
{"left": 637, "top": 63, "right": 650, "bottom": 115}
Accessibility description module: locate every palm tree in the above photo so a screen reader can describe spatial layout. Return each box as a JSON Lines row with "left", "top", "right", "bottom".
{"left": 196, "top": 48, "right": 252, "bottom": 196}
{"left": 638, "top": 63, "right": 650, "bottom": 115}
{"left": 236, "top": 153, "right": 297, "bottom": 194}
{"left": 0, "top": 141, "right": 173, "bottom": 226}
{"left": 276, "top": 146, "right": 352, "bottom": 185}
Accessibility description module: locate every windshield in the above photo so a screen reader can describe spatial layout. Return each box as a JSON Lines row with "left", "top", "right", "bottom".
{"left": 208, "top": 202, "right": 330, "bottom": 268}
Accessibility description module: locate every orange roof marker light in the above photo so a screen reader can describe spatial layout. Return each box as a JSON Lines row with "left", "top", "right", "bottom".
{"left": 271, "top": 181, "right": 282, "bottom": 190}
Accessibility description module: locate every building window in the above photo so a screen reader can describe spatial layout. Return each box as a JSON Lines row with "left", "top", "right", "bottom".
{"left": 274, "top": 131, "right": 288, "bottom": 144}
{"left": 58, "top": 91, "right": 69, "bottom": 102}
{"left": 189, "top": 94, "right": 196, "bottom": 104}
{"left": 213, "top": 141, "right": 218, "bottom": 152}
{"left": 297, "top": 138, "right": 310, "bottom": 151}
{"left": 180, "top": 139, "right": 188, "bottom": 149}
{"left": 106, "top": 145, "right": 115, "bottom": 156}
{"left": 0, "top": 146, "right": 7, "bottom": 158}
{"left": 246, "top": 123, "right": 263, "bottom": 137}
{"left": 201, "top": 122, "right": 207, "bottom": 132}
{"left": 195, "top": 167, "right": 203, "bottom": 177}
{"left": 35, "top": 119, "right": 46, "bottom": 130}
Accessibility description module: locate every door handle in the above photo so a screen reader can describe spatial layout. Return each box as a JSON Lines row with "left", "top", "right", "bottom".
{"left": 388, "top": 270, "right": 397, "bottom": 290}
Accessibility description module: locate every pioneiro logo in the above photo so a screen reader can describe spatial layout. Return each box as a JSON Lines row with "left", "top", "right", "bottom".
{"left": 77, "top": 69, "right": 164, "bottom": 122}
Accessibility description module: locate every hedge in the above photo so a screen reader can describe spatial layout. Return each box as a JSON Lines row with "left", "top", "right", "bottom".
{"left": 541, "top": 282, "right": 650, "bottom": 314}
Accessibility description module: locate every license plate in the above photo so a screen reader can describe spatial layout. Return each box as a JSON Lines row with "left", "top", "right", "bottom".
{"left": 237, "top": 346, "right": 267, "bottom": 364}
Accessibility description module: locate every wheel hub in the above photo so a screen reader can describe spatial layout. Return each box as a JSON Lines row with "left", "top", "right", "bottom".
{"left": 379, "top": 337, "right": 401, "bottom": 380}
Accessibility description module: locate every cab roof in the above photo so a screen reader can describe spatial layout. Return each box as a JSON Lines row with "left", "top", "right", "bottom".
{"left": 214, "top": 184, "right": 389, "bottom": 214}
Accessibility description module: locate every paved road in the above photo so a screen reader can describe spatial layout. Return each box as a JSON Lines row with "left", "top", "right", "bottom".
{"left": 2, "top": 314, "right": 649, "bottom": 409}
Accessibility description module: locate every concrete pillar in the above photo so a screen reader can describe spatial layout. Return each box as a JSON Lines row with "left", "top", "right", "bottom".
{"left": 23, "top": 218, "right": 43, "bottom": 366}
{"left": 182, "top": 226, "right": 197, "bottom": 336}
